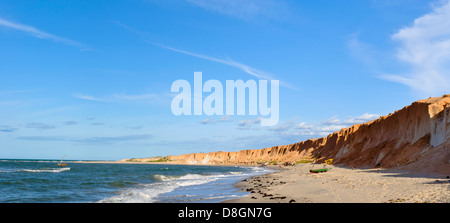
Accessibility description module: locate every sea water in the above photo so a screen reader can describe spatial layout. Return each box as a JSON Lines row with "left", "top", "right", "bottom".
{"left": 0, "top": 159, "right": 272, "bottom": 203}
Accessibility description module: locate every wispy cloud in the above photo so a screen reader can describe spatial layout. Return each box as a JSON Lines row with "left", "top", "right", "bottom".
{"left": 269, "top": 119, "right": 296, "bottom": 132}
{"left": 234, "top": 114, "right": 375, "bottom": 133}
{"left": 0, "top": 17, "right": 83, "bottom": 48}
{"left": 112, "top": 93, "right": 158, "bottom": 101}
{"left": 346, "top": 32, "right": 379, "bottom": 68}
{"left": 237, "top": 117, "right": 263, "bottom": 130}
{"left": 63, "top": 121, "right": 78, "bottom": 126}
{"left": 18, "top": 134, "right": 153, "bottom": 145}
{"left": 0, "top": 90, "right": 32, "bottom": 96}
{"left": 153, "top": 113, "right": 380, "bottom": 153}
{"left": 114, "top": 22, "right": 295, "bottom": 89}
{"left": 266, "top": 113, "right": 380, "bottom": 137}
{"left": 200, "top": 118, "right": 216, "bottom": 125}
{"left": 380, "top": 0, "right": 450, "bottom": 96}
{"left": 24, "top": 122, "right": 56, "bottom": 130}
{"left": 78, "top": 134, "right": 153, "bottom": 144}
{"left": 154, "top": 43, "right": 272, "bottom": 80}
{"left": 18, "top": 136, "right": 68, "bottom": 142}
{"left": 73, "top": 93, "right": 107, "bottom": 102}
{"left": 343, "top": 113, "right": 380, "bottom": 125}
{"left": 73, "top": 92, "right": 166, "bottom": 104}
{"left": 309, "top": 113, "right": 380, "bottom": 135}
{"left": 186, "top": 0, "right": 289, "bottom": 21}
{"left": 200, "top": 116, "right": 234, "bottom": 125}
{"left": 90, "top": 122, "right": 105, "bottom": 126}
{"left": 0, "top": 125, "right": 18, "bottom": 133}
{"left": 152, "top": 43, "right": 295, "bottom": 89}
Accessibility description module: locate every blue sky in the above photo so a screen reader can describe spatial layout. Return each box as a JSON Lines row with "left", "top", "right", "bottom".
{"left": 0, "top": 0, "right": 449, "bottom": 160}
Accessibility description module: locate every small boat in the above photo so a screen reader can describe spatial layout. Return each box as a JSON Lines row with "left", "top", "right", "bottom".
{"left": 309, "top": 159, "right": 334, "bottom": 173}
{"left": 310, "top": 168, "right": 329, "bottom": 173}
{"left": 57, "top": 155, "right": 67, "bottom": 167}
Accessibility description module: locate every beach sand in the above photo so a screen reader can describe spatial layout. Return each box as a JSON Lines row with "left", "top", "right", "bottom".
{"left": 225, "top": 163, "right": 450, "bottom": 203}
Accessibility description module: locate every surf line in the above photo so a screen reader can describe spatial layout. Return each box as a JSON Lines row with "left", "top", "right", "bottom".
{"left": 178, "top": 207, "right": 213, "bottom": 221}
{"left": 171, "top": 72, "right": 280, "bottom": 126}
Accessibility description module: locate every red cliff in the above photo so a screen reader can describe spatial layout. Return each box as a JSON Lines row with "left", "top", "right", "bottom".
{"left": 166, "top": 95, "right": 450, "bottom": 175}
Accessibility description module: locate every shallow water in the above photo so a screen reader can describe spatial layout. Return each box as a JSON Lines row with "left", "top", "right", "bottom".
{"left": 0, "top": 159, "right": 272, "bottom": 203}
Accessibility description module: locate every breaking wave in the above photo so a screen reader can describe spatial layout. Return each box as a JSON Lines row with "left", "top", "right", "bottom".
{"left": 99, "top": 167, "right": 274, "bottom": 203}
{"left": 20, "top": 167, "right": 71, "bottom": 173}
{"left": 99, "top": 173, "right": 218, "bottom": 203}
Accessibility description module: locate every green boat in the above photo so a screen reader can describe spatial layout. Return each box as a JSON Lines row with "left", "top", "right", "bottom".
{"left": 309, "top": 168, "right": 329, "bottom": 173}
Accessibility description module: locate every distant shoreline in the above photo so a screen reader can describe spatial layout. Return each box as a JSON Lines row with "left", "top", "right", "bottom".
{"left": 75, "top": 160, "right": 263, "bottom": 167}
{"left": 75, "top": 160, "right": 171, "bottom": 165}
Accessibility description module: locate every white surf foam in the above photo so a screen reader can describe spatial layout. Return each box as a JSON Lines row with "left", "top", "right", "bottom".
{"left": 20, "top": 167, "right": 70, "bottom": 173}
{"left": 100, "top": 173, "right": 238, "bottom": 203}
{"left": 99, "top": 167, "right": 274, "bottom": 203}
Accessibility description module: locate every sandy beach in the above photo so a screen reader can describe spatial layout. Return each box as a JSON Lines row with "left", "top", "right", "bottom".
{"left": 225, "top": 163, "right": 450, "bottom": 203}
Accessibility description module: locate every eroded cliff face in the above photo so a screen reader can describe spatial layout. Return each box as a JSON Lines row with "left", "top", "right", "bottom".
{"left": 166, "top": 96, "right": 450, "bottom": 175}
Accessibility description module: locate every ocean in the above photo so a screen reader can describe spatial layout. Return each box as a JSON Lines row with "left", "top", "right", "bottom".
{"left": 0, "top": 159, "right": 273, "bottom": 203}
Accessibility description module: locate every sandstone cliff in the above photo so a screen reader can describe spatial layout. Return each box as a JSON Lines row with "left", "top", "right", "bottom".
{"left": 162, "top": 95, "right": 450, "bottom": 175}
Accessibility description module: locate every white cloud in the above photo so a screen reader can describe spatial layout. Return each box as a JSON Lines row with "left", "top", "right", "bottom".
{"left": 201, "top": 116, "right": 234, "bottom": 125}
{"left": 0, "top": 17, "right": 82, "bottom": 47}
{"left": 313, "top": 113, "right": 379, "bottom": 135}
{"left": 73, "top": 93, "right": 107, "bottom": 102}
{"left": 268, "top": 113, "right": 380, "bottom": 138}
{"left": 321, "top": 115, "right": 341, "bottom": 126}
{"left": 296, "top": 122, "right": 314, "bottom": 129}
{"left": 381, "top": 1, "right": 450, "bottom": 96}
{"left": 237, "top": 117, "right": 262, "bottom": 129}
{"left": 200, "top": 118, "right": 215, "bottom": 125}
{"left": 219, "top": 115, "right": 233, "bottom": 122}
{"left": 344, "top": 113, "right": 380, "bottom": 125}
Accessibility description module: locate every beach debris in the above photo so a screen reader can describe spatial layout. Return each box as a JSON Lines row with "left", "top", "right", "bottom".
{"left": 310, "top": 158, "right": 333, "bottom": 173}
{"left": 310, "top": 168, "right": 329, "bottom": 174}
{"left": 388, "top": 198, "right": 407, "bottom": 203}
{"left": 269, "top": 196, "right": 286, "bottom": 200}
